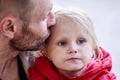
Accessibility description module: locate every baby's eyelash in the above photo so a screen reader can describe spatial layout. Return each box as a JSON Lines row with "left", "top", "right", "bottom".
{"left": 77, "top": 39, "right": 86, "bottom": 44}
{"left": 57, "top": 41, "right": 66, "bottom": 46}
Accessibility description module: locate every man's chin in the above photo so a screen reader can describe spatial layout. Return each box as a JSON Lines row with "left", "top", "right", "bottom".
{"left": 11, "top": 43, "right": 44, "bottom": 51}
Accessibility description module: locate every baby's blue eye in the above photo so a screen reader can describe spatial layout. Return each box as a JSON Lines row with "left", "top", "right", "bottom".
{"left": 57, "top": 41, "right": 66, "bottom": 46}
{"left": 77, "top": 39, "right": 86, "bottom": 45}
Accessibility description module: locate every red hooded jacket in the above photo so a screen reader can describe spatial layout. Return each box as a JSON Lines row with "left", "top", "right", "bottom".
{"left": 28, "top": 48, "right": 116, "bottom": 80}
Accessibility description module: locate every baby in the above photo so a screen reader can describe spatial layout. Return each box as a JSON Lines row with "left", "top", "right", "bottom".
{"left": 29, "top": 8, "right": 116, "bottom": 80}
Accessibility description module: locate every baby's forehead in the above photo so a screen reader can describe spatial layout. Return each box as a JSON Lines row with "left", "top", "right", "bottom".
{"left": 56, "top": 16, "right": 84, "bottom": 28}
{"left": 54, "top": 20, "right": 88, "bottom": 36}
{"left": 55, "top": 15, "right": 76, "bottom": 27}
{"left": 56, "top": 14, "right": 82, "bottom": 25}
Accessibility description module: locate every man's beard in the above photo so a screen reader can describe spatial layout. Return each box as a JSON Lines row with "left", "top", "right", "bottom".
{"left": 9, "top": 22, "right": 49, "bottom": 51}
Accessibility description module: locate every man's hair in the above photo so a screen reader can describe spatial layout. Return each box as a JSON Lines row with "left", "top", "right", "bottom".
{"left": 0, "top": 0, "right": 33, "bottom": 21}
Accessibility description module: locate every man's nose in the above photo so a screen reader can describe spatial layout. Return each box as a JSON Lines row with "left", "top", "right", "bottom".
{"left": 47, "top": 12, "right": 56, "bottom": 27}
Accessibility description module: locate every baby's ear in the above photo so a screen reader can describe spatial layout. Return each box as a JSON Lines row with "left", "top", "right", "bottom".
{"left": 40, "top": 48, "right": 47, "bottom": 56}
{"left": 40, "top": 48, "right": 51, "bottom": 60}
{"left": 91, "top": 49, "right": 96, "bottom": 60}
{"left": 93, "top": 47, "right": 103, "bottom": 60}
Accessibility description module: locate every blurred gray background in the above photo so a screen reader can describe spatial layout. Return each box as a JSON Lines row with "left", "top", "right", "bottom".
{"left": 53, "top": 0, "right": 120, "bottom": 79}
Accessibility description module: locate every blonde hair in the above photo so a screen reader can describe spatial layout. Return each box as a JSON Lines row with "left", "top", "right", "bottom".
{"left": 54, "top": 8, "right": 102, "bottom": 60}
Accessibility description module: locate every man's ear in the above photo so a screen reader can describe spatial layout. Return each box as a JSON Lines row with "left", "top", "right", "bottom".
{"left": 0, "top": 16, "right": 15, "bottom": 38}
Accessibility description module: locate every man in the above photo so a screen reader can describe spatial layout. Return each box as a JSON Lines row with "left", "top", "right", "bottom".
{"left": 0, "top": 0, "right": 56, "bottom": 80}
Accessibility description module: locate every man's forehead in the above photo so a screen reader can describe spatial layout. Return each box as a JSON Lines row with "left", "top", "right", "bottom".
{"left": 31, "top": 0, "right": 52, "bottom": 8}
{"left": 29, "top": 0, "right": 53, "bottom": 19}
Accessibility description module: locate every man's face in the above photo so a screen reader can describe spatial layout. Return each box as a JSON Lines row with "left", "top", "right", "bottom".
{"left": 10, "top": 0, "right": 56, "bottom": 51}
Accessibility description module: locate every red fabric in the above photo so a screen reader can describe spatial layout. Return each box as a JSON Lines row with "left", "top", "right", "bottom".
{"left": 28, "top": 48, "right": 116, "bottom": 80}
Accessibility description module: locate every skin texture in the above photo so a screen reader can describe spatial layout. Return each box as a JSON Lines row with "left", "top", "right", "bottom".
{"left": 45, "top": 15, "right": 95, "bottom": 78}
{"left": 0, "top": 0, "right": 56, "bottom": 80}
{"left": 10, "top": 0, "right": 56, "bottom": 51}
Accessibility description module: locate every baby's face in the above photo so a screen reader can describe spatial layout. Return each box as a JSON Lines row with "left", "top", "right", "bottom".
{"left": 45, "top": 17, "right": 95, "bottom": 77}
